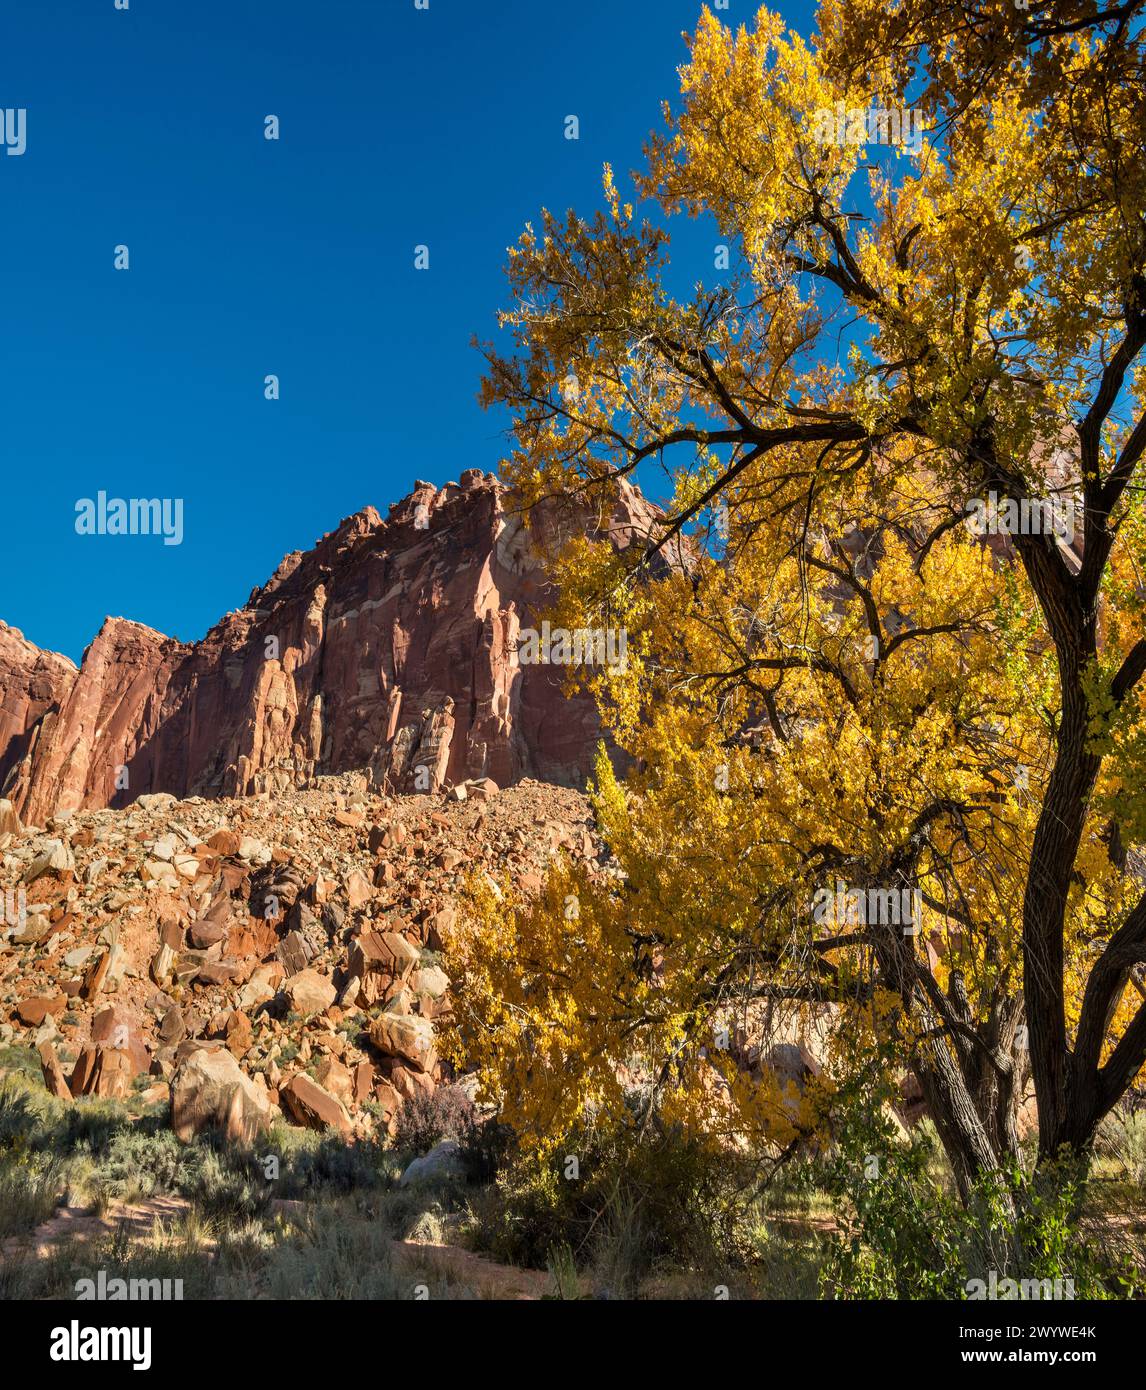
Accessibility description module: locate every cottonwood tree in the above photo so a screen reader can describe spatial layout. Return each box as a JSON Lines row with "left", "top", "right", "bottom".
{"left": 450, "top": 1, "right": 1146, "bottom": 1198}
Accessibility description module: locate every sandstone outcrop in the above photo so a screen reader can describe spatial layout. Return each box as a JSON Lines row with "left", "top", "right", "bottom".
{"left": 0, "top": 476, "right": 662, "bottom": 826}
{"left": 0, "top": 624, "right": 77, "bottom": 816}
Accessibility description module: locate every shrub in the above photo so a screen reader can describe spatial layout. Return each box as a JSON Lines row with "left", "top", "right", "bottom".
{"left": 0, "top": 1078, "right": 42, "bottom": 1152}
{"left": 60, "top": 1099, "right": 136, "bottom": 1155}
{"left": 393, "top": 1085, "right": 475, "bottom": 1155}
{"left": 1096, "top": 1109, "right": 1146, "bottom": 1186}
{"left": 0, "top": 1046, "right": 42, "bottom": 1084}
{"left": 261, "top": 1203, "right": 408, "bottom": 1299}
{"left": 176, "top": 1139, "right": 272, "bottom": 1225}
{"left": 458, "top": 1119, "right": 515, "bottom": 1185}
{"left": 279, "top": 1132, "right": 383, "bottom": 1197}
{"left": 0, "top": 1154, "right": 63, "bottom": 1237}
{"left": 90, "top": 1123, "right": 185, "bottom": 1202}
{"left": 817, "top": 1104, "right": 1143, "bottom": 1300}
{"left": 465, "top": 1124, "right": 743, "bottom": 1285}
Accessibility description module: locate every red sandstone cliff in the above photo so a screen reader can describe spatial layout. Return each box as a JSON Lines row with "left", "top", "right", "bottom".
{"left": 0, "top": 472, "right": 660, "bottom": 825}
{"left": 0, "top": 624, "right": 79, "bottom": 813}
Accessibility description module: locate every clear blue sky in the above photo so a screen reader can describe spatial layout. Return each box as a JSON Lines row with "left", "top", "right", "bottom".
{"left": 0, "top": 0, "right": 813, "bottom": 663}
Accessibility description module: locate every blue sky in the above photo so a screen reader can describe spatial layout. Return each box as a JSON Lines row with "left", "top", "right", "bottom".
{"left": 0, "top": 0, "right": 814, "bottom": 662}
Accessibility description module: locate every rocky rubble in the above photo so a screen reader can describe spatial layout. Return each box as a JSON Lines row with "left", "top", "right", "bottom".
{"left": 0, "top": 774, "right": 603, "bottom": 1143}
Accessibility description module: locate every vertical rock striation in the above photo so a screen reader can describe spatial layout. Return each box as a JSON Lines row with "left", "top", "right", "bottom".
{"left": 0, "top": 473, "right": 660, "bottom": 824}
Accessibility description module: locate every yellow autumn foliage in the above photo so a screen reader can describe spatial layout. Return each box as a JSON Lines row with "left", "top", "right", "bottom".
{"left": 454, "top": 2, "right": 1146, "bottom": 1181}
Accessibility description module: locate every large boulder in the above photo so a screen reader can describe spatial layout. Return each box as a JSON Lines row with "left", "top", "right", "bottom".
{"left": 369, "top": 1011, "right": 436, "bottom": 1073}
{"left": 91, "top": 1003, "right": 151, "bottom": 1075}
{"left": 281, "top": 1073, "right": 352, "bottom": 1136}
{"left": 282, "top": 969, "right": 336, "bottom": 1017}
{"left": 399, "top": 1138, "right": 465, "bottom": 1188}
{"left": 69, "top": 1044, "right": 136, "bottom": 1100}
{"left": 170, "top": 1047, "right": 275, "bottom": 1144}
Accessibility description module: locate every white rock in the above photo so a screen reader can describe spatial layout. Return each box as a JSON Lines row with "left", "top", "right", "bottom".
{"left": 411, "top": 965, "right": 449, "bottom": 1000}
{"left": 399, "top": 1139, "right": 465, "bottom": 1188}
{"left": 173, "top": 854, "right": 200, "bottom": 880}
{"left": 237, "top": 964, "right": 279, "bottom": 1011}
{"left": 142, "top": 858, "right": 179, "bottom": 887}
{"left": 23, "top": 839, "right": 74, "bottom": 883}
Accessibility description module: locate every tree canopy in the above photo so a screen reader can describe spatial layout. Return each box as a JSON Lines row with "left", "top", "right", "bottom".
{"left": 450, "top": 0, "right": 1146, "bottom": 1196}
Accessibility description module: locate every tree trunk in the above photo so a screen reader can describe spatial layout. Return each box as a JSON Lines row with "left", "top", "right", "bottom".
{"left": 877, "top": 928, "right": 1018, "bottom": 1200}
{"left": 910, "top": 1046, "right": 1005, "bottom": 1203}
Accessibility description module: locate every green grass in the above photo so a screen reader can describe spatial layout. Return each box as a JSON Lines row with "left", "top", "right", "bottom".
{"left": 0, "top": 1062, "right": 484, "bottom": 1298}
{"left": 2, "top": 1042, "right": 1142, "bottom": 1299}
{"left": 0, "top": 1159, "right": 64, "bottom": 1239}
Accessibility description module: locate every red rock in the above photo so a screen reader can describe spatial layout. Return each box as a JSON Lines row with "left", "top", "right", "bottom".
{"left": 277, "top": 929, "right": 311, "bottom": 977}
{"left": 81, "top": 950, "right": 110, "bottom": 1000}
{"left": 15, "top": 994, "right": 67, "bottom": 1026}
{"left": 196, "top": 959, "right": 245, "bottom": 986}
{"left": 345, "top": 869, "right": 374, "bottom": 908}
{"left": 373, "top": 1079, "right": 403, "bottom": 1115}
{"left": 281, "top": 1073, "right": 352, "bottom": 1135}
{"left": 207, "top": 829, "right": 241, "bottom": 855}
{"left": 350, "top": 929, "right": 419, "bottom": 980}
{"left": 159, "top": 920, "right": 184, "bottom": 949}
{"left": 69, "top": 1044, "right": 136, "bottom": 1100}
{"left": 389, "top": 1062, "right": 435, "bottom": 1101}
{"left": 225, "top": 1011, "right": 254, "bottom": 1056}
{"left": 189, "top": 919, "right": 227, "bottom": 949}
{"left": 0, "top": 479, "right": 663, "bottom": 821}
{"left": 38, "top": 1042, "right": 73, "bottom": 1101}
{"left": 91, "top": 1004, "right": 151, "bottom": 1073}
{"left": 0, "top": 623, "right": 77, "bottom": 813}
{"left": 353, "top": 1060, "right": 375, "bottom": 1104}
{"left": 428, "top": 905, "right": 456, "bottom": 944}
{"left": 219, "top": 863, "right": 248, "bottom": 893}
{"left": 170, "top": 1047, "right": 275, "bottom": 1143}
{"left": 313, "top": 1055, "right": 353, "bottom": 1104}
{"left": 228, "top": 919, "right": 277, "bottom": 959}
{"left": 159, "top": 1005, "right": 186, "bottom": 1045}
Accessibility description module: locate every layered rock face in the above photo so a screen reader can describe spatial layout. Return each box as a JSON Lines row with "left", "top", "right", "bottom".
{"left": 0, "top": 472, "right": 659, "bottom": 826}
{"left": 0, "top": 625, "right": 78, "bottom": 810}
